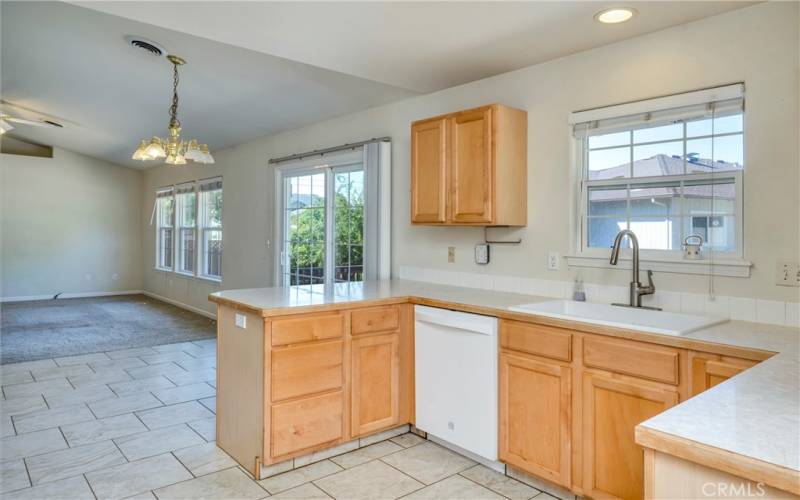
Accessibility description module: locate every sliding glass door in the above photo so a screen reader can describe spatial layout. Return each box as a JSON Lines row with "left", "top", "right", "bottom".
{"left": 280, "top": 159, "right": 365, "bottom": 287}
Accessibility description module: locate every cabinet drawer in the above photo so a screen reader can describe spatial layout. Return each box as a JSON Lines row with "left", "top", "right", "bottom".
{"left": 271, "top": 313, "right": 343, "bottom": 346}
{"left": 583, "top": 337, "right": 679, "bottom": 385}
{"left": 500, "top": 320, "right": 572, "bottom": 362}
{"left": 271, "top": 391, "right": 343, "bottom": 458}
{"left": 271, "top": 341, "right": 343, "bottom": 401}
{"left": 351, "top": 306, "right": 400, "bottom": 335}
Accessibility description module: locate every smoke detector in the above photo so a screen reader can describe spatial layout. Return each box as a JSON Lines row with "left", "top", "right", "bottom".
{"left": 125, "top": 35, "right": 166, "bottom": 57}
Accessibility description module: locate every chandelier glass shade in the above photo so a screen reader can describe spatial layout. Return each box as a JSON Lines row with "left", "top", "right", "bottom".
{"left": 132, "top": 55, "right": 214, "bottom": 165}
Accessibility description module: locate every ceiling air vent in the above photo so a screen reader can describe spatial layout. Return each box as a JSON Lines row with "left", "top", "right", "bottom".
{"left": 125, "top": 36, "right": 166, "bottom": 57}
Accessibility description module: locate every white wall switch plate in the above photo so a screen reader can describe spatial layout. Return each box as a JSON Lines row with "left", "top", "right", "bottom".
{"left": 776, "top": 260, "right": 800, "bottom": 287}
{"left": 548, "top": 251, "right": 560, "bottom": 271}
{"left": 475, "top": 244, "right": 490, "bottom": 265}
{"left": 235, "top": 313, "right": 247, "bottom": 329}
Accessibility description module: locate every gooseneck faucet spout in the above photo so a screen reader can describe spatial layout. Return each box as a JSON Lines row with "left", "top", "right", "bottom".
{"left": 609, "top": 229, "right": 659, "bottom": 309}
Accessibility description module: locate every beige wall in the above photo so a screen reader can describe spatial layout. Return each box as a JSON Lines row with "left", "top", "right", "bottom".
{"left": 1, "top": 147, "right": 143, "bottom": 299}
{"left": 142, "top": 3, "right": 800, "bottom": 314}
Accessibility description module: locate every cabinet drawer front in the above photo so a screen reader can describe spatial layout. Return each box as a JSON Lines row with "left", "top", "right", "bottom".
{"left": 271, "top": 313, "right": 343, "bottom": 346}
{"left": 500, "top": 320, "right": 572, "bottom": 362}
{"left": 351, "top": 306, "right": 400, "bottom": 335}
{"left": 271, "top": 342, "right": 343, "bottom": 401}
{"left": 271, "top": 391, "right": 343, "bottom": 458}
{"left": 583, "top": 337, "right": 679, "bottom": 385}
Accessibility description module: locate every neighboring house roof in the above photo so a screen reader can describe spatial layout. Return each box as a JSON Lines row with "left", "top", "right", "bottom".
{"left": 590, "top": 154, "right": 739, "bottom": 201}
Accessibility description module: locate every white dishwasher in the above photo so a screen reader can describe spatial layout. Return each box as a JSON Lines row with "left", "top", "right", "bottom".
{"left": 414, "top": 305, "right": 498, "bottom": 463}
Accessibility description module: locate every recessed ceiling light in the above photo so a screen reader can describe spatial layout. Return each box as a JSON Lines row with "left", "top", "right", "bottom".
{"left": 594, "top": 8, "right": 637, "bottom": 24}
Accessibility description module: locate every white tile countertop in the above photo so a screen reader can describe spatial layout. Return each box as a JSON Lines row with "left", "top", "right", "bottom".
{"left": 209, "top": 279, "right": 800, "bottom": 492}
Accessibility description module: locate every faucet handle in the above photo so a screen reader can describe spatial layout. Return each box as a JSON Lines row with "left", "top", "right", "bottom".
{"left": 645, "top": 270, "right": 655, "bottom": 292}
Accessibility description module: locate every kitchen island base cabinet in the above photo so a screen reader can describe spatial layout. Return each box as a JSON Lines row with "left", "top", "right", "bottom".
{"left": 499, "top": 353, "right": 571, "bottom": 488}
{"left": 582, "top": 373, "right": 679, "bottom": 500}
{"left": 690, "top": 352, "right": 758, "bottom": 396}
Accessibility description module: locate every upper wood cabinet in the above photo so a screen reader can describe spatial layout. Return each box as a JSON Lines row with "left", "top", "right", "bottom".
{"left": 411, "top": 104, "right": 527, "bottom": 226}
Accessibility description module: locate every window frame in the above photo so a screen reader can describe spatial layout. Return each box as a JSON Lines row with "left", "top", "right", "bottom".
{"left": 198, "top": 181, "right": 223, "bottom": 281}
{"left": 153, "top": 177, "right": 222, "bottom": 283}
{"left": 175, "top": 183, "right": 197, "bottom": 277}
{"left": 571, "top": 87, "right": 746, "bottom": 266}
{"left": 155, "top": 187, "right": 175, "bottom": 272}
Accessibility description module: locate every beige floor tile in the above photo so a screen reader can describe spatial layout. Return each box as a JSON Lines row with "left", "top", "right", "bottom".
{"left": 173, "top": 441, "right": 236, "bottom": 476}
{"left": 198, "top": 396, "right": 216, "bottom": 413}
{"left": 154, "top": 467, "right": 267, "bottom": 500}
{"left": 390, "top": 433, "right": 426, "bottom": 449}
{"left": 1, "top": 459, "right": 30, "bottom": 493}
{"left": 139, "top": 351, "right": 197, "bottom": 366}
{"left": 44, "top": 384, "right": 117, "bottom": 408}
{"left": 13, "top": 403, "right": 95, "bottom": 433}
{"left": 0, "top": 474, "right": 94, "bottom": 500}
{"left": 108, "top": 376, "right": 175, "bottom": 396}
{"left": 126, "top": 362, "right": 187, "bottom": 381}
{"left": 259, "top": 460, "right": 343, "bottom": 494}
{"left": 163, "top": 368, "right": 216, "bottom": 387}
{"left": 403, "top": 474, "right": 504, "bottom": 499}
{"left": 331, "top": 440, "right": 403, "bottom": 469}
{"left": 292, "top": 440, "right": 358, "bottom": 468}
{"left": 89, "top": 392, "right": 163, "bottom": 419}
{"left": 0, "top": 370, "right": 34, "bottom": 385}
{"left": 271, "top": 482, "right": 332, "bottom": 500}
{"left": 152, "top": 341, "right": 207, "bottom": 356}
{"left": 122, "top": 492, "right": 157, "bottom": 500}
{"left": 54, "top": 352, "right": 112, "bottom": 367}
{"left": 114, "top": 424, "right": 205, "bottom": 461}
{"left": 359, "top": 425, "right": 409, "bottom": 447}
{"left": 460, "top": 465, "right": 540, "bottom": 500}
{"left": 1, "top": 360, "right": 57, "bottom": 376}
{"left": 31, "top": 364, "right": 93, "bottom": 381}
{"left": 381, "top": 442, "right": 475, "bottom": 485}
{"left": 135, "top": 401, "right": 213, "bottom": 430}
{"left": 2, "top": 415, "right": 15, "bottom": 437}
{"left": 86, "top": 453, "right": 193, "bottom": 500}
{"left": 186, "top": 417, "right": 215, "bottom": 441}
{"left": 506, "top": 467, "right": 572, "bottom": 499}
{"left": 314, "top": 460, "right": 423, "bottom": 500}
{"left": 0, "top": 395, "right": 47, "bottom": 419}
{"left": 26, "top": 439, "right": 126, "bottom": 485}
{"left": 61, "top": 413, "right": 147, "bottom": 447}
{"left": 89, "top": 357, "right": 147, "bottom": 371}
{"left": 105, "top": 347, "right": 158, "bottom": 360}
{"left": 3, "top": 378, "right": 72, "bottom": 399}
{"left": 152, "top": 382, "right": 215, "bottom": 405}
{"left": 68, "top": 369, "right": 132, "bottom": 389}
{"left": 0, "top": 427, "right": 67, "bottom": 462}
{"left": 176, "top": 357, "right": 216, "bottom": 372}
{"left": 259, "top": 459, "right": 294, "bottom": 479}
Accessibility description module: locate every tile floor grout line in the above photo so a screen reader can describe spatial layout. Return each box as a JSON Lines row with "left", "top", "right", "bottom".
{"left": 456, "top": 469, "right": 520, "bottom": 500}
{"left": 82, "top": 472, "right": 101, "bottom": 500}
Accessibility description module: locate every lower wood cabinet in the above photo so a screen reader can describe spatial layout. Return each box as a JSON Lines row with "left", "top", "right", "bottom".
{"left": 582, "top": 372, "right": 679, "bottom": 500}
{"left": 271, "top": 390, "right": 344, "bottom": 458}
{"left": 351, "top": 332, "right": 401, "bottom": 436}
{"left": 499, "top": 353, "right": 571, "bottom": 488}
{"left": 689, "top": 351, "right": 757, "bottom": 396}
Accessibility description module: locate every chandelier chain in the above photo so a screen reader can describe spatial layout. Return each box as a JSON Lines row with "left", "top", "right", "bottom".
{"left": 169, "top": 61, "right": 181, "bottom": 129}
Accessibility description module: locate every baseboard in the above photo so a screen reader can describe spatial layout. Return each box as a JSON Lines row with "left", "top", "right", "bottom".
{"left": 0, "top": 290, "right": 144, "bottom": 303}
{"left": 141, "top": 290, "right": 217, "bottom": 320}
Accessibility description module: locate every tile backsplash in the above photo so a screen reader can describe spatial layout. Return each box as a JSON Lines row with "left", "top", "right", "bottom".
{"left": 398, "top": 265, "right": 800, "bottom": 328}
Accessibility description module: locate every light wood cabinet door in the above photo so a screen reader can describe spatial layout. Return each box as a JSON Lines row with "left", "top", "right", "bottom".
{"left": 582, "top": 373, "right": 679, "bottom": 500}
{"left": 411, "top": 117, "right": 447, "bottom": 223}
{"left": 689, "top": 352, "right": 757, "bottom": 396}
{"left": 351, "top": 333, "right": 401, "bottom": 436}
{"left": 500, "top": 353, "right": 571, "bottom": 488}
{"left": 449, "top": 106, "right": 493, "bottom": 223}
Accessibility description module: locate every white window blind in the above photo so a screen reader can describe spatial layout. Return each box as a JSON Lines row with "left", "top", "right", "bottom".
{"left": 572, "top": 84, "right": 745, "bottom": 257}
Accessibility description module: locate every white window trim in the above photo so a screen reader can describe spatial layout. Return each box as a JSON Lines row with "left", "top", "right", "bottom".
{"left": 198, "top": 180, "right": 223, "bottom": 282}
{"left": 568, "top": 85, "right": 752, "bottom": 277}
{"left": 272, "top": 145, "right": 390, "bottom": 287}
{"left": 153, "top": 178, "right": 223, "bottom": 284}
{"left": 155, "top": 188, "right": 174, "bottom": 272}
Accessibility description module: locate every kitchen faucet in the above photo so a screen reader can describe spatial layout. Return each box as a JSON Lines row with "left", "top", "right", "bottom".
{"left": 609, "top": 229, "right": 660, "bottom": 309}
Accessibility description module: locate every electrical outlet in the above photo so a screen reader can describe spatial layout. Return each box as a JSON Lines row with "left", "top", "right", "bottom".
{"left": 548, "top": 251, "right": 560, "bottom": 271}
{"left": 448, "top": 246, "right": 456, "bottom": 263}
{"left": 775, "top": 260, "right": 800, "bottom": 287}
{"left": 234, "top": 313, "right": 247, "bottom": 329}
{"left": 112, "top": 273, "right": 119, "bottom": 281}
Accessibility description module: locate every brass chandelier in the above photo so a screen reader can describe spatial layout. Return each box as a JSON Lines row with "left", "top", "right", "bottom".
{"left": 132, "top": 55, "right": 214, "bottom": 165}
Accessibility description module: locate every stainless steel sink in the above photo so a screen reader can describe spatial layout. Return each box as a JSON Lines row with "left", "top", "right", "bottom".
{"left": 509, "top": 300, "right": 727, "bottom": 335}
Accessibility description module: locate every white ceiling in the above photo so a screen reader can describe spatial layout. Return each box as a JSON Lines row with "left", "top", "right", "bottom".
{"left": 2, "top": 1, "right": 753, "bottom": 169}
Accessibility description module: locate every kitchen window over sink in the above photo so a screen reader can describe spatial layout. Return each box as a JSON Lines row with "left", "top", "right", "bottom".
{"left": 571, "top": 84, "right": 744, "bottom": 264}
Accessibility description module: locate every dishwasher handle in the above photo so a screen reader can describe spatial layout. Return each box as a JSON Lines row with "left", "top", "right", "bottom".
{"left": 415, "top": 306, "right": 496, "bottom": 336}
